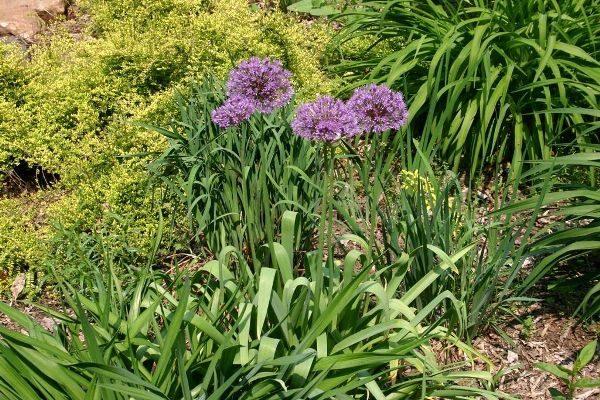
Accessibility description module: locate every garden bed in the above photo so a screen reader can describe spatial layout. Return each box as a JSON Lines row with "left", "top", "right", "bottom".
{"left": 0, "top": 0, "right": 598, "bottom": 399}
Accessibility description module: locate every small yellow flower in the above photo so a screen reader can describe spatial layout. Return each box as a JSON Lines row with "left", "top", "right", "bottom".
{"left": 399, "top": 170, "right": 436, "bottom": 210}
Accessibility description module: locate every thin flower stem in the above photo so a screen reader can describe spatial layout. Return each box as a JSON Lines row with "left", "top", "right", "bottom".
{"left": 313, "top": 143, "right": 336, "bottom": 315}
{"left": 326, "top": 144, "right": 336, "bottom": 292}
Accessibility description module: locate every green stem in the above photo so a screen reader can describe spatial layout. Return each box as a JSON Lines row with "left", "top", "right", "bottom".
{"left": 326, "top": 145, "right": 335, "bottom": 291}
{"left": 368, "top": 134, "right": 380, "bottom": 261}
{"left": 314, "top": 143, "right": 335, "bottom": 317}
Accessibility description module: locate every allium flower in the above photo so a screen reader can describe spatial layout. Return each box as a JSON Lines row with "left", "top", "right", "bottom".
{"left": 291, "top": 96, "right": 360, "bottom": 142}
{"left": 211, "top": 96, "right": 256, "bottom": 128}
{"left": 227, "top": 57, "right": 294, "bottom": 113}
{"left": 346, "top": 84, "right": 408, "bottom": 133}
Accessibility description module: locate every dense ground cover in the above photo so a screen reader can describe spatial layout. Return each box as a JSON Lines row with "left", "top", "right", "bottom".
{"left": 0, "top": 0, "right": 333, "bottom": 291}
{"left": 0, "top": 0, "right": 598, "bottom": 399}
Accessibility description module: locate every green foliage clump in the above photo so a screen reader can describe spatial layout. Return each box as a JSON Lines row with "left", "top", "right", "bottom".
{"left": 510, "top": 150, "right": 600, "bottom": 322}
{"left": 0, "top": 45, "right": 29, "bottom": 172}
{"left": 151, "top": 81, "right": 323, "bottom": 261}
{"left": 0, "top": 0, "right": 334, "bottom": 285}
{"left": 0, "top": 194, "right": 50, "bottom": 292}
{"left": 334, "top": 0, "right": 600, "bottom": 176}
{"left": 0, "top": 212, "right": 504, "bottom": 399}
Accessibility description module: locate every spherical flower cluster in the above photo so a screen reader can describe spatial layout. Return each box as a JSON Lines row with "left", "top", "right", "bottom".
{"left": 227, "top": 57, "right": 294, "bottom": 113}
{"left": 211, "top": 57, "right": 294, "bottom": 128}
{"left": 211, "top": 96, "right": 256, "bottom": 129}
{"left": 211, "top": 60, "right": 409, "bottom": 137}
{"left": 346, "top": 84, "right": 408, "bottom": 133}
{"left": 291, "top": 96, "right": 360, "bottom": 142}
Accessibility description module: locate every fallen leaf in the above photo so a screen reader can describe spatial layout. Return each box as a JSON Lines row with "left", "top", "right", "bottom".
{"left": 11, "top": 273, "right": 26, "bottom": 303}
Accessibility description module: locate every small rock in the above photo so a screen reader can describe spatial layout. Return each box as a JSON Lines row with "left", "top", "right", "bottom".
{"left": 507, "top": 350, "right": 519, "bottom": 364}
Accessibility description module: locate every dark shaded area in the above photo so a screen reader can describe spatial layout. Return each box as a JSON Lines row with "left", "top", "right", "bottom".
{"left": 0, "top": 160, "right": 60, "bottom": 197}
{"left": 538, "top": 253, "right": 600, "bottom": 316}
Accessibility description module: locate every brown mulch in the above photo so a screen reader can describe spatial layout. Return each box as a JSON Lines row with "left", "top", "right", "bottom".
{"left": 474, "top": 304, "right": 599, "bottom": 400}
{"left": 0, "top": 298, "right": 63, "bottom": 333}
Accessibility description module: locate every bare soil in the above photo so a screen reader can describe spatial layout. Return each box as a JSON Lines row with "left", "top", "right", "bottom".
{"left": 475, "top": 305, "right": 599, "bottom": 399}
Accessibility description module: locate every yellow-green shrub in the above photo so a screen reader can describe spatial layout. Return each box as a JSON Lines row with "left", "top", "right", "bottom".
{"left": 0, "top": 0, "right": 334, "bottom": 287}
{"left": 0, "top": 193, "right": 51, "bottom": 291}
{"left": 0, "top": 45, "right": 29, "bottom": 172}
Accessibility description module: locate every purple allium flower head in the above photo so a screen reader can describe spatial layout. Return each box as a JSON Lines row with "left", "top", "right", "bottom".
{"left": 226, "top": 57, "right": 294, "bottom": 114}
{"left": 346, "top": 84, "right": 408, "bottom": 133}
{"left": 291, "top": 96, "right": 360, "bottom": 142}
{"left": 211, "top": 96, "right": 256, "bottom": 128}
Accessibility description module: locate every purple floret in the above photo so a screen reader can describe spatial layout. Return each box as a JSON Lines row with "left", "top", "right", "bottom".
{"left": 211, "top": 96, "right": 256, "bottom": 128}
{"left": 227, "top": 57, "right": 294, "bottom": 114}
{"left": 291, "top": 96, "right": 360, "bottom": 142}
{"left": 346, "top": 84, "right": 408, "bottom": 133}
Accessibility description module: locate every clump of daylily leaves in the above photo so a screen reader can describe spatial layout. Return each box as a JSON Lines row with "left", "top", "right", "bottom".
{"left": 211, "top": 57, "right": 410, "bottom": 264}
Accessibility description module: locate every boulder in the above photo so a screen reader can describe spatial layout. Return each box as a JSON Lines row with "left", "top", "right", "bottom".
{"left": 0, "top": 0, "right": 67, "bottom": 43}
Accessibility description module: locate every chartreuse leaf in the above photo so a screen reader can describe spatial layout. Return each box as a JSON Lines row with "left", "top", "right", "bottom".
{"left": 152, "top": 279, "right": 191, "bottom": 391}
{"left": 0, "top": 354, "right": 40, "bottom": 399}
{"left": 574, "top": 340, "right": 597, "bottom": 373}
{"left": 281, "top": 210, "right": 298, "bottom": 267}
{"left": 269, "top": 243, "right": 293, "bottom": 285}
{"left": 574, "top": 377, "right": 600, "bottom": 388}
{"left": 535, "top": 362, "right": 571, "bottom": 380}
{"left": 256, "top": 268, "right": 276, "bottom": 338}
